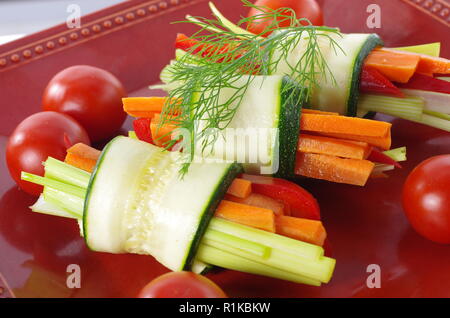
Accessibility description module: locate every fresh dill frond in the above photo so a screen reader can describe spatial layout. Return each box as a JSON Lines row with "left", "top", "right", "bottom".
{"left": 160, "top": 0, "right": 343, "bottom": 177}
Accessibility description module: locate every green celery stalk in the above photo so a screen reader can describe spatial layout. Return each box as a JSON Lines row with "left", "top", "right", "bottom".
{"left": 175, "top": 49, "right": 202, "bottom": 65}
{"left": 196, "top": 244, "right": 322, "bottom": 286}
{"left": 424, "top": 109, "right": 450, "bottom": 121}
{"left": 358, "top": 94, "right": 424, "bottom": 121}
{"left": 43, "top": 187, "right": 84, "bottom": 218}
{"left": 30, "top": 194, "right": 78, "bottom": 219}
{"left": 411, "top": 114, "right": 450, "bottom": 132}
{"left": 208, "top": 2, "right": 258, "bottom": 38}
{"left": 392, "top": 42, "right": 440, "bottom": 57}
{"left": 128, "top": 131, "right": 138, "bottom": 139}
{"left": 383, "top": 147, "right": 407, "bottom": 162}
{"left": 209, "top": 217, "right": 323, "bottom": 260}
{"left": 21, "top": 172, "right": 86, "bottom": 198}
{"left": 202, "top": 229, "right": 270, "bottom": 258}
{"left": 44, "top": 157, "right": 90, "bottom": 189}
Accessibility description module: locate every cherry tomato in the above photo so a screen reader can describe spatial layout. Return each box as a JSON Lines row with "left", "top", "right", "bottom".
{"left": 137, "top": 272, "right": 227, "bottom": 298}
{"left": 6, "top": 111, "right": 90, "bottom": 196}
{"left": 247, "top": 0, "right": 324, "bottom": 36}
{"left": 42, "top": 65, "right": 127, "bottom": 142}
{"left": 402, "top": 155, "right": 450, "bottom": 244}
{"left": 240, "top": 174, "right": 321, "bottom": 220}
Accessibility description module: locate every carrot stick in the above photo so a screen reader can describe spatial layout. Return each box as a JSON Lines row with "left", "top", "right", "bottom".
{"left": 375, "top": 48, "right": 450, "bottom": 75}
{"left": 226, "top": 178, "right": 252, "bottom": 199}
{"left": 275, "top": 215, "right": 326, "bottom": 246}
{"left": 416, "top": 54, "right": 450, "bottom": 75}
{"left": 315, "top": 130, "right": 391, "bottom": 150}
{"left": 298, "top": 134, "right": 371, "bottom": 160}
{"left": 122, "top": 97, "right": 180, "bottom": 118}
{"left": 302, "top": 109, "right": 340, "bottom": 116}
{"left": 150, "top": 114, "right": 178, "bottom": 147}
{"left": 225, "top": 193, "right": 286, "bottom": 216}
{"left": 295, "top": 152, "right": 375, "bottom": 186}
{"left": 65, "top": 143, "right": 101, "bottom": 173}
{"left": 215, "top": 200, "right": 276, "bottom": 232}
{"left": 364, "top": 48, "right": 420, "bottom": 83}
{"left": 300, "top": 113, "right": 391, "bottom": 138}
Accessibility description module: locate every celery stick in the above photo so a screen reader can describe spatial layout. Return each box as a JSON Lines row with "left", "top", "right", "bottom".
{"left": 392, "top": 42, "right": 440, "bottom": 56}
{"left": 202, "top": 229, "right": 270, "bottom": 258}
{"left": 208, "top": 2, "right": 260, "bottom": 39}
{"left": 43, "top": 187, "right": 84, "bottom": 218}
{"left": 424, "top": 109, "right": 450, "bottom": 121}
{"left": 21, "top": 172, "right": 86, "bottom": 198}
{"left": 401, "top": 89, "right": 450, "bottom": 114}
{"left": 209, "top": 217, "right": 323, "bottom": 260}
{"left": 437, "top": 77, "right": 450, "bottom": 82}
{"left": 410, "top": 114, "right": 450, "bottom": 132}
{"left": 373, "top": 164, "right": 395, "bottom": 174}
{"left": 358, "top": 94, "right": 424, "bottom": 121}
{"left": 44, "top": 157, "right": 90, "bottom": 189}
{"left": 205, "top": 219, "right": 334, "bottom": 282}
{"left": 30, "top": 194, "right": 78, "bottom": 219}
{"left": 128, "top": 131, "right": 137, "bottom": 139}
{"left": 383, "top": 147, "right": 407, "bottom": 162}
{"left": 196, "top": 243, "right": 322, "bottom": 286}
{"left": 265, "top": 249, "right": 335, "bottom": 283}
{"left": 175, "top": 49, "right": 202, "bottom": 65}
{"left": 186, "top": 15, "right": 225, "bottom": 35}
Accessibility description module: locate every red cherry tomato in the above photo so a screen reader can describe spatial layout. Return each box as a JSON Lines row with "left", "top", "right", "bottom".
{"left": 240, "top": 174, "right": 321, "bottom": 220}
{"left": 402, "top": 155, "right": 450, "bottom": 244}
{"left": 137, "top": 272, "right": 227, "bottom": 298}
{"left": 247, "top": 0, "right": 324, "bottom": 36}
{"left": 42, "top": 65, "right": 127, "bottom": 142}
{"left": 6, "top": 111, "right": 90, "bottom": 196}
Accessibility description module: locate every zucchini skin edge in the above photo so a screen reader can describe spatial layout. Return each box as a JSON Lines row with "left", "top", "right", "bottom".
{"left": 276, "top": 76, "right": 305, "bottom": 179}
{"left": 182, "top": 162, "right": 244, "bottom": 271}
{"left": 347, "top": 34, "right": 384, "bottom": 117}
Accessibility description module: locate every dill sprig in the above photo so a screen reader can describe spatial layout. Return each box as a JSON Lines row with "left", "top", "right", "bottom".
{"left": 160, "top": 0, "right": 343, "bottom": 176}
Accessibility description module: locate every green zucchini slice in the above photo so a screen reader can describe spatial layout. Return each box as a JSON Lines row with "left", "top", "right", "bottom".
{"left": 195, "top": 75, "right": 304, "bottom": 178}
{"left": 269, "top": 32, "right": 383, "bottom": 116}
{"left": 83, "top": 136, "right": 241, "bottom": 271}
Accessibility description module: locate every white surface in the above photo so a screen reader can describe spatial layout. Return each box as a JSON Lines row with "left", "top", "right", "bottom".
{"left": 0, "top": 0, "right": 125, "bottom": 45}
{"left": 0, "top": 34, "right": 25, "bottom": 45}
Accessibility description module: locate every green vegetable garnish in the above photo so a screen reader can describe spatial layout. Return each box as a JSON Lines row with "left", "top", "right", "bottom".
{"left": 159, "top": 0, "right": 343, "bottom": 176}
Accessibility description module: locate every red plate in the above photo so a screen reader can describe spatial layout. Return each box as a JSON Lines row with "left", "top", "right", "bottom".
{"left": 0, "top": 0, "right": 449, "bottom": 298}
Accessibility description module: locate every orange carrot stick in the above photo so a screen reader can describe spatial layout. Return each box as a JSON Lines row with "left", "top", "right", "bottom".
{"left": 302, "top": 109, "right": 340, "bottom": 116}
{"left": 315, "top": 130, "right": 391, "bottom": 150}
{"left": 150, "top": 114, "right": 178, "bottom": 147}
{"left": 364, "top": 48, "right": 420, "bottom": 83}
{"left": 300, "top": 114, "right": 391, "bottom": 138}
{"left": 295, "top": 152, "right": 375, "bottom": 186}
{"left": 225, "top": 193, "right": 286, "bottom": 216}
{"left": 275, "top": 215, "right": 326, "bottom": 246}
{"left": 122, "top": 97, "right": 180, "bottom": 118}
{"left": 215, "top": 200, "right": 276, "bottom": 232}
{"left": 375, "top": 48, "right": 450, "bottom": 75}
{"left": 298, "top": 134, "right": 371, "bottom": 160}
{"left": 226, "top": 178, "right": 252, "bottom": 199}
{"left": 65, "top": 143, "right": 101, "bottom": 172}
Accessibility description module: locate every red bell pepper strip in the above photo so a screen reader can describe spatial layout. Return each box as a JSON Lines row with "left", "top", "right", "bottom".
{"left": 132, "top": 118, "right": 153, "bottom": 144}
{"left": 240, "top": 174, "right": 321, "bottom": 220}
{"left": 175, "top": 33, "right": 202, "bottom": 53}
{"left": 367, "top": 148, "right": 402, "bottom": 169}
{"left": 359, "top": 66, "right": 404, "bottom": 97}
{"left": 396, "top": 73, "right": 450, "bottom": 94}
